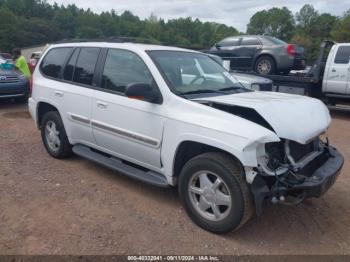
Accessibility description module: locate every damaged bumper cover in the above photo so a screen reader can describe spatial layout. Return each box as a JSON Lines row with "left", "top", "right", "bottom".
{"left": 251, "top": 146, "right": 344, "bottom": 215}
{"left": 290, "top": 147, "right": 343, "bottom": 198}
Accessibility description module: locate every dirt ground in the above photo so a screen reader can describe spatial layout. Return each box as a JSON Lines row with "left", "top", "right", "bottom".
{"left": 0, "top": 101, "right": 349, "bottom": 255}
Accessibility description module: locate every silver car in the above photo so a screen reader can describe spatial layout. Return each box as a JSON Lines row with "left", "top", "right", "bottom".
{"left": 209, "top": 35, "right": 306, "bottom": 75}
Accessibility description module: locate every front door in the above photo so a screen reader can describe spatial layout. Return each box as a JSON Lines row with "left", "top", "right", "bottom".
{"left": 91, "top": 48, "right": 165, "bottom": 169}
{"left": 325, "top": 45, "right": 350, "bottom": 94}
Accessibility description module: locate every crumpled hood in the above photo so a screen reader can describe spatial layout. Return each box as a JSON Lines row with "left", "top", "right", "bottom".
{"left": 195, "top": 91, "right": 331, "bottom": 144}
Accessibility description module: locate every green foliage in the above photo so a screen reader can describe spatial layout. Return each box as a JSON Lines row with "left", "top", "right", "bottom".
{"left": 331, "top": 12, "right": 350, "bottom": 42}
{"left": 0, "top": 0, "right": 239, "bottom": 52}
{"left": 247, "top": 4, "right": 350, "bottom": 64}
{"left": 0, "top": 0, "right": 350, "bottom": 65}
{"left": 247, "top": 7, "right": 295, "bottom": 41}
{"left": 292, "top": 4, "right": 338, "bottom": 62}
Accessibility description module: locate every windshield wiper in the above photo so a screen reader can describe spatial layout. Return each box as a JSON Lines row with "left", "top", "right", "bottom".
{"left": 181, "top": 89, "right": 226, "bottom": 95}
{"left": 218, "top": 86, "right": 244, "bottom": 92}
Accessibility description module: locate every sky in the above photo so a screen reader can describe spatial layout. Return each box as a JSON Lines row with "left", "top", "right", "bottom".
{"left": 47, "top": 0, "right": 349, "bottom": 32}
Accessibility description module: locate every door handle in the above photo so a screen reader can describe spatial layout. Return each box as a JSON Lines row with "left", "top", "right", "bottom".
{"left": 97, "top": 101, "right": 108, "bottom": 109}
{"left": 332, "top": 69, "right": 336, "bottom": 72}
{"left": 54, "top": 91, "right": 64, "bottom": 97}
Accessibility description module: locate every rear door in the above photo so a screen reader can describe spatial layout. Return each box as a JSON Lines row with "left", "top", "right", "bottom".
{"left": 239, "top": 37, "right": 262, "bottom": 68}
{"left": 39, "top": 47, "right": 98, "bottom": 145}
{"left": 324, "top": 45, "right": 350, "bottom": 94}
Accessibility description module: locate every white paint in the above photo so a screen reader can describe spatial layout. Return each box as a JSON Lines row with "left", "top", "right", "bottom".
{"left": 323, "top": 43, "right": 350, "bottom": 95}
{"left": 29, "top": 42, "right": 332, "bottom": 186}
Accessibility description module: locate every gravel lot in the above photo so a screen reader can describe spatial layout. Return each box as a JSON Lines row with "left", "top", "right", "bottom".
{"left": 0, "top": 101, "right": 349, "bottom": 255}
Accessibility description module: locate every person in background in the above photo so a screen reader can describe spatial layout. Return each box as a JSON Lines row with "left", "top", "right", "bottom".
{"left": 29, "top": 53, "right": 37, "bottom": 73}
{"left": 12, "top": 48, "right": 31, "bottom": 79}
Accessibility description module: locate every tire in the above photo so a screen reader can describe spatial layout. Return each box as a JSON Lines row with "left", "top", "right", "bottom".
{"left": 41, "top": 111, "right": 72, "bottom": 159}
{"left": 179, "top": 152, "right": 254, "bottom": 234}
{"left": 255, "top": 56, "right": 275, "bottom": 75}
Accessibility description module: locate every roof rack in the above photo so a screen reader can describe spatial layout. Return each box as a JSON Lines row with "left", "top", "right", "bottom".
{"left": 54, "top": 37, "right": 162, "bottom": 45}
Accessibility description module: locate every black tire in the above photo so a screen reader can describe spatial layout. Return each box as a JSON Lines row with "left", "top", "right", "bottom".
{"left": 255, "top": 56, "right": 276, "bottom": 75}
{"left": 41, "top": 111, "right": 72, "bottom": 159}
{"left": 179, "top": 152, "right": 254, "bottom": 234}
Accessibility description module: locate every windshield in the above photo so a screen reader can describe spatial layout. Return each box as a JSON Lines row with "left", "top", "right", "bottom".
{"left": 147, "top": 51, "right": 250, "bottom": 97}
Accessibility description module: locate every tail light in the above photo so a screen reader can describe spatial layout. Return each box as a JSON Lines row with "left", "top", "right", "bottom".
{"left": 287, "top": 44, "right": 296, "bottom": 56}
{"left": 28, "top": 76, "right": 33, "bottom": 97}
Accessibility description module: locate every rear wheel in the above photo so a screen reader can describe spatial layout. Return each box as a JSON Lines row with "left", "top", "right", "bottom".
{"left": 255, "top": 56, "right": 275, "bottom": 75}
{"left": 41, "top": 111, "right": 72, "bottom": 159}
{"left": 179, "top": 152, "right": 254, "bottom": 234}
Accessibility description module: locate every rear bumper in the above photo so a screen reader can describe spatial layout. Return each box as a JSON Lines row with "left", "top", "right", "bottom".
{"left": 28, "top": 97, "right": 37, "bottom": 125}
{"left": 275, "top": 55, "right": 306, "bottom": 71}
{"left": 293, "top": 57, "right": 306, "bottom": 70}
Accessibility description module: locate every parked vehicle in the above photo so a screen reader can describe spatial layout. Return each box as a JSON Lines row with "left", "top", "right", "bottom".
{"left": 208, "top": 35, "right": 306, "bottom": 75}
{"left": 238, "top": 41, "right": 350, "bottom": 105}
{"left": 233, "top": 72, "right": 273, "bottom": 91}
{"left": 0, "top": 53, "right": 13, "bottom": 62}
{"left": 29, "top": 42, "right": 343, "bottom": 233}
{"left": 208, "top": 53, "right": 273, "bottom": 91}
{"left": 0, "top": 61, "right": 29, "bottom": 102}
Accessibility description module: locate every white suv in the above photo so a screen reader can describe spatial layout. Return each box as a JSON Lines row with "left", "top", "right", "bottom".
{"left": 28, "top": 42, "right": 344, "bottom": 233}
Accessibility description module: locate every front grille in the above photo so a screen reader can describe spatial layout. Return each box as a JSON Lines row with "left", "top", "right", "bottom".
{"left": 0, "top": 76, "right": 20, "bottom": 83}
{"left": 265, "top": 138, "right": 319, "bottom": 166}
{"left": 259, "top": 83, "right": 273, "bottom": 91}
{"left": 289, "top": 139, "right": 318, "bottom": 162}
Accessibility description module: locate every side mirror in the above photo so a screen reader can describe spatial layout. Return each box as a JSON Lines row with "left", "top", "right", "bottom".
{"left": 125, "top": 83, "right": 161, "bottom": 104}
{"left": 215, "top": 43, "right": 221, "bottom": 50}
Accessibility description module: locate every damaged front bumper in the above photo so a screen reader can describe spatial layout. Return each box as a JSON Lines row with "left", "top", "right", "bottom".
{"left": 251, "top": 145, "right": 344, "bottom": 215}
{"left": 289, "top": 147, "right": 343, "bottom": 198}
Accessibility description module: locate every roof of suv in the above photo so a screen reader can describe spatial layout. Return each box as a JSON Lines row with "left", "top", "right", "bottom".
{"left": 49, "top": 42, "right": 195, "bottom": 53}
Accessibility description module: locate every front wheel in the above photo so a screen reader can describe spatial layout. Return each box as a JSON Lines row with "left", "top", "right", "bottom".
{"left": 255, "top": 56, "right": 275, "bottom": 75}
{"left": 179, "top": 152, "right": 254, "bottom": 234}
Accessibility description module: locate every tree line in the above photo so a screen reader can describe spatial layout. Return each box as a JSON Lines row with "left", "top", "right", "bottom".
{"left": 0, "top": 0, "right": 349, "bottom": 63}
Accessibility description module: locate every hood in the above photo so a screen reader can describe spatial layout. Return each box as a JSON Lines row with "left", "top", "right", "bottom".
{"left": 195, "top": 91, "right": 331, "bottom": 144}
{"left": 0, "top": 68, "right": 22, "bottom": 77}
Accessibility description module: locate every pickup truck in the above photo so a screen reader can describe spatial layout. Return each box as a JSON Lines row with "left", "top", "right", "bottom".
{"left": 225, "top": 41, "right": 350, "bottom": 105}
{"left": 28, "top": 41, "right": 344, "bottom": 234}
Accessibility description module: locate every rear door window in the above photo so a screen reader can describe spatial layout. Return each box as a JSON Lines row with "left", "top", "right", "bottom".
{"left": 241, "top": 37, "right": 261, "bottom": 46}
{"left": 73, "top": 47, "right": 101, "bottom": 86}
{"left": 218, "top": 37, "right": 240, "bottom": 47}
{"left": 40, "top": 47, "right": 73, "bottom": 79}
{"left": 334, "top": 46, "right": 350, "bottom": 64}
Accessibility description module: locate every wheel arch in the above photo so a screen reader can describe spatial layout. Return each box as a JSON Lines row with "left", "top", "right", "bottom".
{"left": 37, "top": 101, "right": 60, "bottom": 129}
{"left": 172, "top": 140, "right": 245, "bottom": 183}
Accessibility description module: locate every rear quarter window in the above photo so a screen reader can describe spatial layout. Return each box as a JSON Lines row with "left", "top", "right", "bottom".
{"left": 40, "top": 47, "right": 73, "bottom": 78}
{"left": 334, "top": 46, "right": 350, "bottom": 64}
